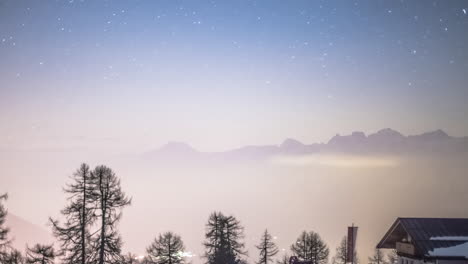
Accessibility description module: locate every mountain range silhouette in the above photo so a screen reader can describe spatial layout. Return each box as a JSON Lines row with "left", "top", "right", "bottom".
{"left": 146, "top": 129, "right": 468, "bottom": 161}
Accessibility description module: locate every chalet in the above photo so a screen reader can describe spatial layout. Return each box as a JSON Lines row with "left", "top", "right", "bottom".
{"left": 377, "top": 218, "right": 468, "bottom": 264}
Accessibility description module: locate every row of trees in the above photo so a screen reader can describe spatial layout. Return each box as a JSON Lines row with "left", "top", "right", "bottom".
{"left": 0, "top": 163, "right": 398, "bottom": 264}
{"left": 50, "top": 164, "right": 131, "bottom": 264}
{"left": 138, "top": 212, "right": 329, "bottom": 264}
{"left": 0, "top": 164, "right": 131, "bottom": 264}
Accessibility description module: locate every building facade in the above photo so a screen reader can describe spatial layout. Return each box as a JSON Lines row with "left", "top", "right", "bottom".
{"left": 377, "top": 218, "right": 468, "bottom": 264}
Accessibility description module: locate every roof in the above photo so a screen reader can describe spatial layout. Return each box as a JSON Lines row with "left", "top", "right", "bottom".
{"left": 377, "top": 218, "right": 468, "bottom": 259}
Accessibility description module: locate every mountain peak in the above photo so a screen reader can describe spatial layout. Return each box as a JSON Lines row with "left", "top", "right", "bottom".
{"left": 280, "top": 138, "right": 304, "bottom": 149}
{"left": 144, "top": 128, "right": 465, "bottom": 160}
{"left": 7, "top": 213, "right": 53, "bottom": 249}
{"left": 351, "top": 131, "right": 366, "bottom": 138}
{"left": 158, "top": 141, "right": 197, "bottom": 153}
{"left": 328, "top": 131, "right": 366, "bottom": 145}
{"left": 430, "top": 129, "right": 449, "bottom": 137}
{"left": 368, "top": 128, "right": 405, "bottom": 140}
{"left": 413, "top": 129, "right": 451, "bottom": 140}
{"left": 376, "top": 128, "right": 403, "bottom": 136}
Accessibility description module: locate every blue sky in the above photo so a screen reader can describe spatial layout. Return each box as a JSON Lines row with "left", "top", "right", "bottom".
{"left": 1, "top": 0, "right": 467, "bottom": 151}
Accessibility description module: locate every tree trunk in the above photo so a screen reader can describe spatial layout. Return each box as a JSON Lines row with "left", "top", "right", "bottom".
{"left": 98, "top": 174, "right": 106, "bottom": 264}
{"left": 81, "top": 175, "right": 86, "bottom": 264}
{"left": 168, "top": 237, "right": 172, "bottom": 264}
{"left": 99, "top": 207, "right": 106, "bottom": 264}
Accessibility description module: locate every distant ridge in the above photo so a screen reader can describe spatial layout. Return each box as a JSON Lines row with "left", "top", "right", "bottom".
{"left": 6, "top": 213, "right": 52, "bottom": 250}
{"left": 157, "top": 141, "right": 198, "bottom": 154}
{"left": 144, "top": 129, "right": 468, "bottom": 161}
{"left": 145, "top": 141, "right": 198, "bottom": 159}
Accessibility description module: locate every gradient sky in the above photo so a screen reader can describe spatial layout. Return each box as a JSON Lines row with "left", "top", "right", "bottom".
{"left": 1, "top": 0, "right": 468, "bottom": 152}
{"left": 2, "top": 1, "right": 468, "bottom": 261}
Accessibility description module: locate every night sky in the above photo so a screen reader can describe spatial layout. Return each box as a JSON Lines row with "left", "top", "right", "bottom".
{"left": 1, "top": 0, "right": 468, "bottom": 151}
{"left": 2, "top": 1, "right": 468, "bottom": 261}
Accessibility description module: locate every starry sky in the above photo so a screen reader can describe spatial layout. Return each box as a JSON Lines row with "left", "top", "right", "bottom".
{"left": 1, "top": 0, "right": 468, "bottom": 151}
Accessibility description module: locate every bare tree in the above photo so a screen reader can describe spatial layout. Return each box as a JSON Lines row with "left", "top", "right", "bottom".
{"left": 0, "top": 193, "right": 10, "bottom": 260}
{"left": 91, "top": 165, "right": 131, "bottom": 264}
{"left": 333, "top": 237, "right": 347, "bottom": 264}
{"left": 122, "top": 253, "right": 139, "bottom": 264}
{"left": 368, "top": 249, "right": 386, "bottom": 264}
{"left": 4, "top": 249, "right": 24, "bottom": 264}
{"left": 333, "top": 236, "right": 357, "bottom": 264}
{"left": 50, "top": 164, "right": 94, "bottom": 264}
{"left": 291, "top": 231, "right": 329, "bottom": 264}
{"left": 26, "top": 244, "right": 55, "bottom": 264}
{"left": 276, "top": 254, "right": 290, "bottom": 264}
{"left": 146, "top": 232, "right": 186, "bottom": 264}
{"left": 386, "top": 250, "right": 397, "bottom": 264}
{"left": 256, "top": 229, "right": 279, "bottom": 264}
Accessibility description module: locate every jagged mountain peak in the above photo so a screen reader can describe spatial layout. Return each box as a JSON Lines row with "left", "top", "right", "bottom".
{"left": 368, "top": 128, "right": 405, "bottom": 140}
{"left": 410, "top": 129, "right": 451, "bottom": 140}
{"left": 376, "top": 128, "right": 404, "bottom": 136}
{"left": 144, "top": 128, "right": 466, "bottom": 160}
{"left": 328, "top": 131, "right": 367, "bottom": 145}
{"left": 351, "top": 131, "right": 366, "bottom": 137}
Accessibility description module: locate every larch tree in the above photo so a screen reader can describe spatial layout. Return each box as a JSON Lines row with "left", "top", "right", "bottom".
{"left": 276, "top": 254, "right": 290, "bottom": 264}
{"left": 368, "top": 249, "right": 386, "bottom": 264}
{"left": 203, "top": 212, "right": 247, "bottom": 264}
{"left": 1, "top": 195, "right": 25, "bottom": 264}
{"left": 204, "top": 212, "right": 223, "bottom": 261}
{"left": 0, "top": 249, "right": 24, "bottom": 264}
{"left": 122, "top": 253, "right": 139, "bottom": 264}
{"left": 25, "top": 244, "right": 56, "bottom": 264}
{"left": 0, "top": 193, "right": 10, "bottom": 260}
{"left": 333, "top": 236, "right": 347, "bottom": 264}
{"left": 387, "top": 250, "right": 398, "bottom": 264}
{"left": 291, "top": 231, "right": 329, "bottom": 264}
{"left": 223, "top": 214, "right": 247, "bottom": 259}
{"left": 146, "top": 232, "right": 186, "bottom": 264}
{"left": 91, "top": 165, "right": 131, "bottom": 264}
{"left": 50, "top": 163, "right": 95, "bottom": 264}
{"left": 333, "top": 236, "right": 358, "bottom": 264}
{"left": 256, "top": 229, "right": 279, "bottom": 264}
{"left": 4, "top": 249, "right": 25, "bottom": 264}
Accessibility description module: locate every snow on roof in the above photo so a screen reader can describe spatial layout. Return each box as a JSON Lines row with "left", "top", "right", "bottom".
{"left": 428, "top": 242, "right": 468, "bottom": 258}
{"left": 430, "top": 236, "right": 468, "bottom": 241}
